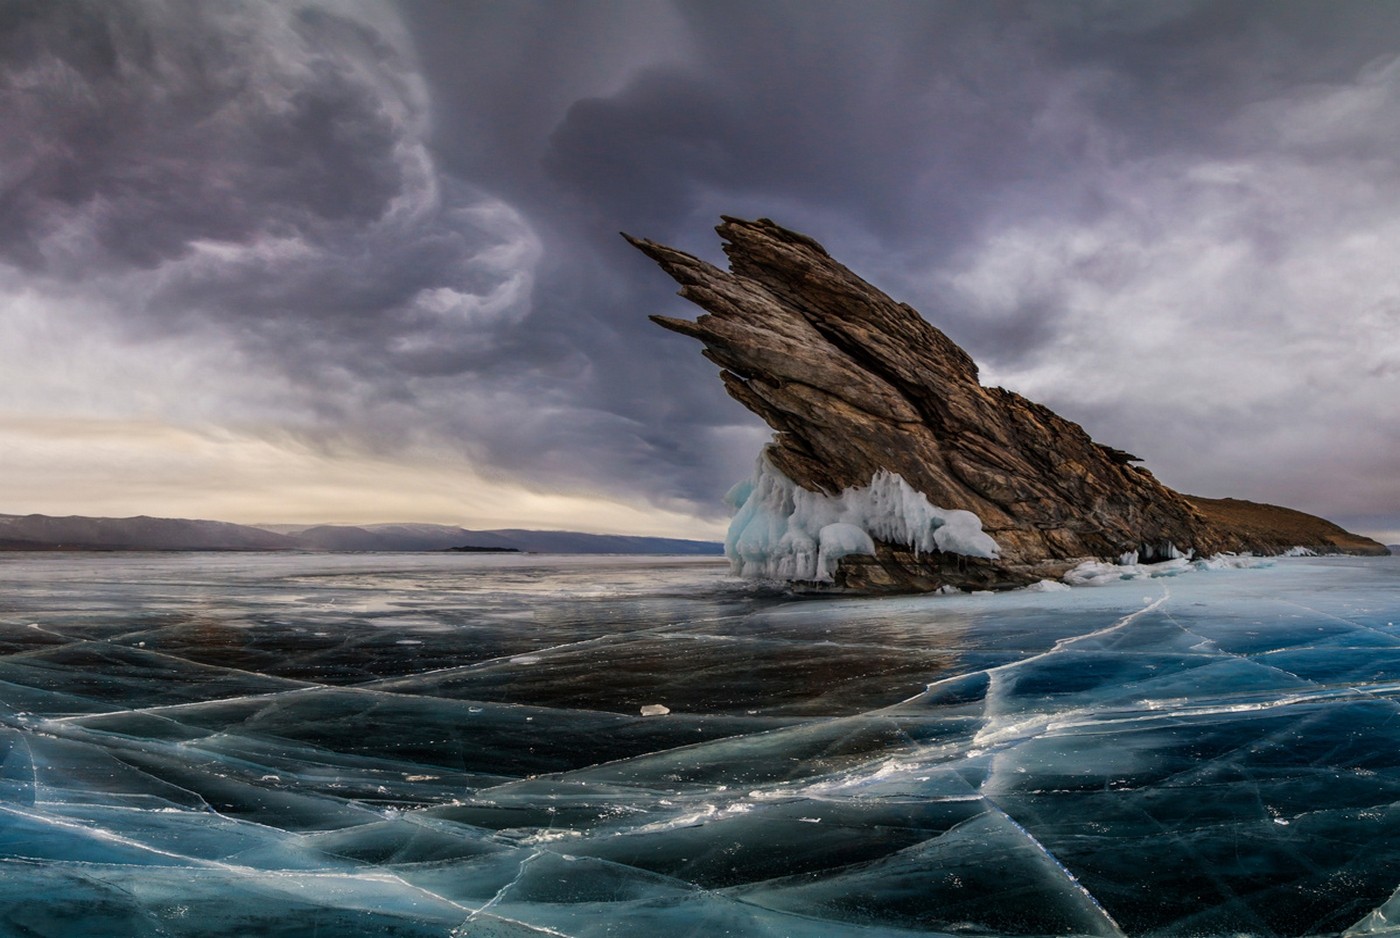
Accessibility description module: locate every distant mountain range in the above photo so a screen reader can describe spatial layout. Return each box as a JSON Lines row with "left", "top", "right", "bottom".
{"left": 0, "top": 513, "right": 722, "bottom": 555}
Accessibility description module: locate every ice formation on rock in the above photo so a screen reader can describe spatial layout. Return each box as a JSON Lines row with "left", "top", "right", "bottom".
{"left": 725, "top": 455, "right": 1000, "bottom": 581}
{"left": 1118, "top": 542, "right": 1189, "bottom": 566}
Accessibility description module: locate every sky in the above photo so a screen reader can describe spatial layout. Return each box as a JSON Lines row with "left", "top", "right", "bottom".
{"left": 2, "top": 1, "right": 1399, "bottom": 543}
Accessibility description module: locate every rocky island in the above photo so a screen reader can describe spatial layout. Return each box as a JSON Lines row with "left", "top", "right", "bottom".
{"left": 629, "top": 217, "right": 1387, "bottom": 592}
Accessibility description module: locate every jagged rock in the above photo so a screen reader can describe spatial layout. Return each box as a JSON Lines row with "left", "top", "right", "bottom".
{"left": 628, "top": 216, "right": 1387, "bottom": 591}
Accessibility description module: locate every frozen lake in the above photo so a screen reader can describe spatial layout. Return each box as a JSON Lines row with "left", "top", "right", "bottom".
{"left": 1, "top": 550, "right": 1399, "bottom": 936}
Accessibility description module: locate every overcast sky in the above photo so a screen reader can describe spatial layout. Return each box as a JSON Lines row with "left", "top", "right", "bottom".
{"left": 2, "top": 1, "right": 1398, "bottom": 542}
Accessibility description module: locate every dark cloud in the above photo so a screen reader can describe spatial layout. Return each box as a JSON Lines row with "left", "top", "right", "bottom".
{"left": 3, "top": 1, "right": 1400, "bottom": 536}
{"left": 405, "top": 0, "right": 1400, "bottom": 534}
{"left": 0, "top": 2, "right": 413, "bottom": 273}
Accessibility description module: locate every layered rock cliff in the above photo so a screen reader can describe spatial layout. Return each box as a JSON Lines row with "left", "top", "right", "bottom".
{"left": 629, "top": 217, "right": 1387, "bottom": 591}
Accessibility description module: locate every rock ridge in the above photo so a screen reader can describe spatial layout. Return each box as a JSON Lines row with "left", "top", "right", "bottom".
{"left": 629, "top": 217, "right": 1387, "bottom": 590}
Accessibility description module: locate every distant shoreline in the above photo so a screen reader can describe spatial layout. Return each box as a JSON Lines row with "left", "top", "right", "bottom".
{"left": 0, "top": 512, "right": 723, "bottom": 556}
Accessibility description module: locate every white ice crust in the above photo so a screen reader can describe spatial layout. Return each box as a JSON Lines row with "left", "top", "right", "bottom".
{"left": 1063, "top": 552, "right": 1280, "bottom": 587}
{"left": 724, "top": 456, "right": 1001, "bottom": 581}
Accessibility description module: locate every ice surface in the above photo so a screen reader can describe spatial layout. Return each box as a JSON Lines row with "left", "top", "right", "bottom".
{"left": 726, "top": 455, "right": 999, "bottom": 580}
{"left": 2, "top": 550, "right": 1400, "bottom": 936}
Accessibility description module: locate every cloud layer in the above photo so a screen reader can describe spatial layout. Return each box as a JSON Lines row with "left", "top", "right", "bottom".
{"left": 3, "top": 1, "right": 1398, "bottom": 540}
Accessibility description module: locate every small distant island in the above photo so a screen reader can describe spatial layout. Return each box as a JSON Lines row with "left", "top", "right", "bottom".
{"left": 445, "top": 545, "right": 522, "bottom": 553}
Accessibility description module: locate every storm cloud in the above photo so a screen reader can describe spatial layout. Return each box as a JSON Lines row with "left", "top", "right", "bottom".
{"left": 3, "top": 0, "right": 1399, "bottom": 540}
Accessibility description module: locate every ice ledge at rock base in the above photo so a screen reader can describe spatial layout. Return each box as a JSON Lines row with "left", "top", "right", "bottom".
{"left": 629, "top": 216, "right": 1388, "bottom": 592}
{"left": 727, "top": 456, "right": 999, "bottom": 583}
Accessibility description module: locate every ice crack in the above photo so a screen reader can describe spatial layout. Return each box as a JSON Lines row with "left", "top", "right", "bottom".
{"left": 466, "top": 848, "right": 545, "bottom": 924}
{"left": 985, "top": 802, "right": 1129, "bottom": 938}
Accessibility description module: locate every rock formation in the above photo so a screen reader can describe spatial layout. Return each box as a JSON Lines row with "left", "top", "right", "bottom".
{"left": 628, "top": 216, "right": 1387, "bottom": 591}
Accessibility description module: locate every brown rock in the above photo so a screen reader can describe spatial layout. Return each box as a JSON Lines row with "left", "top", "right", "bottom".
{"left": 628, "top": 217, "right": 1388, "bottom": 590}
{"left": 1186, "top": 496, "right": 1389, "bottom": 557}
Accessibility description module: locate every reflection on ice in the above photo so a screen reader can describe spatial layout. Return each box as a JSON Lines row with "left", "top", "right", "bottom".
{"left": 2, "top": 551, "right": 1400, "bottom": 935}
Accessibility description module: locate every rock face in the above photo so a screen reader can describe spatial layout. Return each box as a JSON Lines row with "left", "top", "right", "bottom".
{"left": 628, "top": 216, "right": 1387, "bottom": 591}
{"left": 1185, "top": 496, "right": 1390, "bottom": 558}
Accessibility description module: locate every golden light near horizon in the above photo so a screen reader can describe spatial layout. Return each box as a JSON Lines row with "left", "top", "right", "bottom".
{"left": 0, "top": 416, "right": 728, "bottom": 539}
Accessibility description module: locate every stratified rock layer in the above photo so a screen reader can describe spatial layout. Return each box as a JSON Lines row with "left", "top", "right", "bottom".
{"left": 629, "top": 217, "right": 1387, "bottom": 589}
